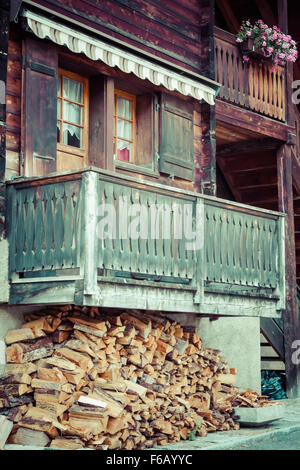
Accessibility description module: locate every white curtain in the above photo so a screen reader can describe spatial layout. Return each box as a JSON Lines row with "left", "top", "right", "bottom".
{"left": 116, "top": 97, "right": 132, "bottom": 160}
{"left": 62, "top": 78, "right": 83, "bottom": 146}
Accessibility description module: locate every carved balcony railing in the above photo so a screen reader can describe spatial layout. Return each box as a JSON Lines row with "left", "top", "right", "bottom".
{"left": 6, "top": 168, "right": 285, "bottom": 316}
{"left": 214, "top": 27, "right": 286, "bottom": 122}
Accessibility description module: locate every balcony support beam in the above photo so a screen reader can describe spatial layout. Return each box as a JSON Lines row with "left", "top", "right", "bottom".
{"left": 277, "top": 143, "right": 300, "bottom": 398}
{"left": 80, "top": 171, "right": 101, "bottom": 303}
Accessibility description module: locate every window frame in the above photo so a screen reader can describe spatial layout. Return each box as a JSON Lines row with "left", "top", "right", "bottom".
{"left": 57, "top": 68, "right": 89, "bottom": 160}
{"left": 113, "top": 88, "right": 137, "bottom": 164}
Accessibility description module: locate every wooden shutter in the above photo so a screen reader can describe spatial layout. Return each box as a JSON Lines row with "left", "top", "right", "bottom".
{"left": 159, "top": 92, "right": 194, "bottom": 181}
{"left": 23, "top": 37, "right": 58, "bottom": 176}
{"left": 136, "top": 93, "right": 155, "bottom": 166}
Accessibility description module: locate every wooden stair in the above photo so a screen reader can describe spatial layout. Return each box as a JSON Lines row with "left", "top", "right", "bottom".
{"left": 260, "top": 318, "right": 285, "bottom": 371}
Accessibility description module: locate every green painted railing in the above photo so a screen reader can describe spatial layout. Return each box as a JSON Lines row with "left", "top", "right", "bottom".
{"left": 6, "top": 168, "right": 285, "bottom": 303}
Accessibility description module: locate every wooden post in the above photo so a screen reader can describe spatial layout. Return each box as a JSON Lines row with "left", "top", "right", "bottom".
{"left": 277, "top": 144, "right": 300, "bottom": 397}
{"left": 194, "top": 0, "right": 216, "bottom": 196}
{"left": 81, "top": 171, "right": 100, "bottom": 299}
{"left": 278, "top": 0, "right": 294, "bottom": 127}
{"left": 193, "top": 197, "right": 205, "bottom": 306}
{"left": 0, "top": 0, "right": 10, "bottom": 239}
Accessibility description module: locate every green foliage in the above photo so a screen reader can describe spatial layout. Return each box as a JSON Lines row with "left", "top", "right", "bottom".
{"left": 187, "top": 424, "right": 201, "bottom": 441}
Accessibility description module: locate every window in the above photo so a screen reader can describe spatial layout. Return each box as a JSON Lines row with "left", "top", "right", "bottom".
{"left": 56, "top": 69, "right": 89, "bottom": 171}
{"left": 22, "top": 36, "right": 194, "bottom": 180}
{"left": 114, "top": 89, "right": 136, "bottom": 163}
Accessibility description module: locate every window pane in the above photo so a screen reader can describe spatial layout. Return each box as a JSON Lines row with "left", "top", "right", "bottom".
{"left": 57, "top": 121, "right": 61, "bottom": 143}
{"left": 57, "top": 75, "right": 61, "bottom": 96}
{"left": 63, "top": 101, "right": 83, "bottom": 125}
{"left": 63, "top": 77, "right": 83, "bottom": 103}
{"left": 117, "top": 118, "right": 132, "bottom": 140}
{"left": 57, "top": 99, "right": 61, "bottom": 119}
{"left": 117, "top": 96, "right": 132, "bottom": 119}
{"left": 116, "top": 139, "right": 132, "bottom": 162}
{"left": 62, "top": 123, "right": 82, "bottom": 148}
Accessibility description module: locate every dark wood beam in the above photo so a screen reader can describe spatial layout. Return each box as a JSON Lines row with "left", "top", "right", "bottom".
{"left": 277, "top": 144, "right": 300, "bottom": 398}
{"left": 218, "top": 153, "right": 277, "bottom": 174}
{"left": 10, "top": 0, "right": 22, "bottom": 22}
{"left": 277, "top": 0, "right": 288, "bottom": 33}
{"left": 236, "top": 186, "right": 278, "bottom": 203}
{"left": 277, "top": 0, "right": 295, "bottom": 126}
{"left": 292, "top": 149, "right": 300, "bottom": 196}
{"left": 255, "top": 0, "right": 277, "bottom": 26}
{"left": 215, "top": 0, "right": 240, "bottom": 34}
{"left": 0, "top": 0, "right": 10, "bottom": 238}
{"left": 216, "top": 100, "right": 294, "bottom": 141}
{"left": 217, "top": 137, "right": 281, "bottom": 157}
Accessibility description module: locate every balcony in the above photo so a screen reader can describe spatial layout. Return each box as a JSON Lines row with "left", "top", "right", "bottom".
{"left": 214, "top": 27, "right": 286, "bottom": 122}
{"left": 6, "top": 168, "right": 285, "bottom": 317}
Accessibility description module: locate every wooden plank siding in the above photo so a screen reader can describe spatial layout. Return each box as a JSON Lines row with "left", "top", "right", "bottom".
{"left": 4, "top": 20, "right": 215, "bottom": 195}
{"left": 0, "top": 1, "right": 11, "bottom": 237}
{"left": 28, "top": 0, "right": 212, "bottom": 77}
{"left": 5, "top": 28, "right": 22, "bottom": 179}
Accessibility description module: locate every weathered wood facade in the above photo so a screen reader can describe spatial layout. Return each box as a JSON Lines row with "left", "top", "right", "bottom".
{"left": 1, "top": 0, "right": 300, "bottom": 395}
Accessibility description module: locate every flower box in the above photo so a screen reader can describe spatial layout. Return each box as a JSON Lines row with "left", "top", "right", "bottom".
{"left": 236, "top": 19, "right": 298, "bottom": 67}
{"left": 239, "top": 38, "right": 271, "bottom": 61}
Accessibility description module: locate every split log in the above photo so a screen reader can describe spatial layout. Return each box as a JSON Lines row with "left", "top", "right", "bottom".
{"left": 50, "top": 437, "right": 84, "bottom": 449}
{"left": 1, "top": 307, "right": 275, "bottom": 450}
{"left": 4, "top": 363, "right": 37, "bottom": 375}
{"left": 0, "top": 416, "right": 13, "bottom": 449}
{"left": 0, "top": 373, "right": 32, "bottom": 385}
{"left": 6, "top": 337, "right": 54, "bottom": 363}
{"left": 5, "top": 328, "right": 35, "bottom": 345}
{"left": 8, "top": 427, "right": 51, "bottom": 447}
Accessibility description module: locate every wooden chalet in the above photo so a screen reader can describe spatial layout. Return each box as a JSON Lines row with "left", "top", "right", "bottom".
{"left": 0, "top": 0, "right": 299, "bottom": 396}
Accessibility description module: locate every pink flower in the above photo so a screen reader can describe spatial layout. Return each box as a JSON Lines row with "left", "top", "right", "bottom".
{"left": 272, "top": 33, "right": 278, "bottom": 40}
{"left": 236, "top": 37, "right": 243, "bottom": 43}
{"left": 257, "top": 19, "right": 263, "bottom": 24}
{"left": 243, "top": 55, "right": 250, "bottom": 62}
{"left": 266, "top": 47, "right": 274, "bottom": 53}
{"left": 262, "top": 41, "right": 267, "bottom": 46}
{"left": 246, "top": 31, "right": 251, "bottom": 36}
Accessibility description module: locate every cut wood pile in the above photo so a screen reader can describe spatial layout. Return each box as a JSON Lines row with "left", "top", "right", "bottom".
{"left": 0, "top": 306, "right": 277, "bottom": 450}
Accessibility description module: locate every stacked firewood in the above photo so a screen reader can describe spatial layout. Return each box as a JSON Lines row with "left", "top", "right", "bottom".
{"left": 0, "top": 306, "right": 275, "bottom": 450}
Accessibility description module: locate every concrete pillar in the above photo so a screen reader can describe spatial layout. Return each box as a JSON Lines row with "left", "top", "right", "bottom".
{"left": 169, "top": 313, "right": 261, "bottom": 393}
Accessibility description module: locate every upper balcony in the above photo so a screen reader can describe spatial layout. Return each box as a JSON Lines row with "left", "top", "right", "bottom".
{"left": 214, "top": 27, "right": 286, "bottom": 123}
{"left": 6, "top": 168, "right": 285, "bottom": 318}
